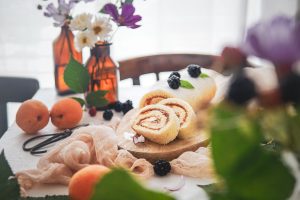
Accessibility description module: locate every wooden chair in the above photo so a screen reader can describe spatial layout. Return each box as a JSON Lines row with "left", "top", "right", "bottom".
{"left": 0, "top": 77, "right": 39, "bottom": 137}
{"left": 118, "top": 54, "right": 217, "bottom": 85}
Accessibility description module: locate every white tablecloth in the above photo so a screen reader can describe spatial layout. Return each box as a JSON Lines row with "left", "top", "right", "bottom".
{"left": 0, "top": 87, "right": 213, "bottom": 200}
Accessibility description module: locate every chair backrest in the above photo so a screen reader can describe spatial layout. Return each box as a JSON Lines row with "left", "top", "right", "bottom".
{"left": 0, "top": 77, "right": 39, "bottom": 137}
{"left": 119, "top": 54, "right": 217, "bottom": 85}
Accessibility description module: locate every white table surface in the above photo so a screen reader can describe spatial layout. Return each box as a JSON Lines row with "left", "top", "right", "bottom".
{"left": 0, "top": 87, "right": 212, "bottom": 200}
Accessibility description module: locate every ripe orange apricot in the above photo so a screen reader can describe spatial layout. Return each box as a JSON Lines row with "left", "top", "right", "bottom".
{"left": 50, "top": 98, "right": 83, "bottom": 130}
{"left": 69, "top": 165, "right": 110, "bottom": 200}
{"left": 16, "top": 99, "right": 49, "bottom": 134}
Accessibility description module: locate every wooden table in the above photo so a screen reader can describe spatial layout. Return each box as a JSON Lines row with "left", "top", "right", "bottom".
{"left": 0, "top": 87, "right": 213, "bottom": 200}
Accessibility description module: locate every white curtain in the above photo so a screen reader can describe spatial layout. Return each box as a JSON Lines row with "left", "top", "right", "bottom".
{"left": 0, "top": 0, "right": 297, "bottom": 88}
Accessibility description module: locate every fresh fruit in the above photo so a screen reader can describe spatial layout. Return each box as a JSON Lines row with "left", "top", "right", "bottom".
{"left": 167, "top": 75, "right": 180, "bottom": 89}
{"left": 279, "top": 72, "right": 300, "bottom": 104}
{"left": 50, "top": 98, "right": 83, "bottom": 129}
{"left": 187, "top": 64, "right": 201, "bottom": 77}
{"left": 16, "top": 100, "right": 49, "bottom": 134}
{"left": 169, "top": 71, "right": 181, "bottom": 79}
{"left": 227, "top": 72, "right": 257, "bottom": 105}
{"left": 69, "top": 165, "right": 110, "bottom": 200}
{"left": 153, "top": 160, "right": 171, "bottom": 176}
{"left": 114, "top": 101, "right": 123, "bottom": 112}
{"left": 103, "top": 109, "right": 113, "bottom": 120}
{"left": 88, "top": 107, "right": 97, "bottom": 117}
{"left": 122, "top": 100, "right": 133, "bottom": 114}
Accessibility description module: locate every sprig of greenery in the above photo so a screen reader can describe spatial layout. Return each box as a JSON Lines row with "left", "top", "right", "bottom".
{"left": 0, "top": 151, "right": 20, "bottom": 200}
{"left": 91, "top": 168, "right": 175, "bottom": 200}
{"left": 64, "top": 57, "right": 108, "bottom": 108}
{"left": 180, "top": 80, "right": 194, "bottom": 89}
{"left": 199, "top": 73, "right": 209, "bottom": 78}
{"left": 204, "top": 103, "right": 296, "bottom": 200}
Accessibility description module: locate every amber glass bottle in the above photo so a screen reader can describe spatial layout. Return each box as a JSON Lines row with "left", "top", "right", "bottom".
{"left": 53, "top": 25, "right": 82, "bottom": 95}
{"left": 86, "top": 42, "right": 118, "bottom": 109}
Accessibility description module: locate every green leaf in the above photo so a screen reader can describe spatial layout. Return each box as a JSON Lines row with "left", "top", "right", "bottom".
{"left": 71, "top": 97, "right": 86, "bottom": 107}
{"left": 180, "top": 80, "right": 194, "bottom": 89}
{"left": 99, "top": 6, "right": 106, "bottom": 14}
{"left": 21, "top": 195, "right": 69, "bottom": 200}
{"left": 64, "top": 57, "right": 90, "bottom": 93}
{"left": 209, "top": 104, "right": 296, "bottom": 200}
{"left": 199, "top": 73, "right": 209, "bottom": 78}
{"left": 86, "top": 91, "right": 108, "bottom": 108}
{"left": 210, "top": 104, "right": 262, "bottom": 177}
{"left": 0, "top": 151, "right": 20, "bottom": 200}
{"left": 91, "top": 169, "right": 175, "bottom": 200}
{"left": 124, "top": 0, "right": 134, "bottom": 4}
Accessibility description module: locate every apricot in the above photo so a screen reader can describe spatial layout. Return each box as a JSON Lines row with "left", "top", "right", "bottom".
{"left": 69, "top": 165, "right": 110, "bottom": 200}
{"left": 50, "top": 98, "right": 83, "bottom": 130}
{"left": 16, "top": 99, "right": 49, "bottom": 134}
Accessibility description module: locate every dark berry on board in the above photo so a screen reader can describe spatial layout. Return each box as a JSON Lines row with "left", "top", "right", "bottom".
{"left": 88, "top": 107, "right": 97, "bottom": 117}
{"left": 125, "top": 100, "right": 133, "bottom": 106}
{"left": 187, "top": 64, "right": 201, "bottom": 78}
{"left": 227, "top": 72, "right": 257, "bottom": 105}
{"left": 168, "top": 75, "right": 180, "bottom": 89}
{"left": 114, "top": 101, "right": 123, "bottom": 112}
{"left": 122, "top": 101, "right": 134, "bottom": 115}
{"left": 169, "top": 71, "right": 181, "bottom": 79}
{"left": 153, "top": 160, "right": 171, "bottom": 176}
{"left": 37, "top": 4, "right": 42, "bottom": 10}
{"left": 103, "top": 110, "right": 113, "bottom": 120}
{"left": 280, "top": 72, "right": 300, "bottom": 104}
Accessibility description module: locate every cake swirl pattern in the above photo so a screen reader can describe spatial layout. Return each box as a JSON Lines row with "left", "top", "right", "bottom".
{"left": 132, "top": 104, "right": 180, "bottom": 144}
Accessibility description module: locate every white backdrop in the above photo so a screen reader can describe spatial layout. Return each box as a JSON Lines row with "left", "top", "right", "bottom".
{"left": 0, "top": 0, "right": 297, "bottom": 88}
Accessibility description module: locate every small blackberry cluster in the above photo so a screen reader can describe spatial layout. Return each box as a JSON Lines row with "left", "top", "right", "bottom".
{"left": 112, "top": 100, "right": 134, "bottom": 114}
{"left": 168, "top": 74, "right": 181, "bottom": 89}
{"left": 153, "top": 160, "right": 171, "bottom": 176}
{"left": 187, "top": 64, "right": 202, "bottom": 77}
{"left": 227, "top": 72, "right": 257, "bottom": 105}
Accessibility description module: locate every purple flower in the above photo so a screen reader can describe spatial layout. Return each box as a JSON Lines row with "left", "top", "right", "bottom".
{"left": 242, "top": 16, "right": 300, "bottom": 66}
{"left": 103, "top": 3, "right": 142, "bottom": 29}
{"left": 44, "top": 0, "right": 95, "bottom": 27}
{"left": 44, "top": 0, "right": 74, "bottom": 27}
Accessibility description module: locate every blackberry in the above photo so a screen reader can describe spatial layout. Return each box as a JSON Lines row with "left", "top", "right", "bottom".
{"left": 227, "top": 72, "right": 257, "bottom": 105}
{"left": 280, "top": 72, "right": 300, "bottom": 104}
{"left": 169, "top": 71, "right": 181, "bottom": 79}
{"left": 88, "top": 107, "right": 97, "bottom": 117}
{"left": 37, "top": 4, "right": 42, "bottom": 10}
{"left": 153, "top": 160, "right": 171, "bottom": 176}
{"left": 114, "top": 101, "right": 123, "bottom": 112}
{"left": 103, "top": 110, "right": 113, "bottom": 120}
{"left": 168, "top": 75, "right": 180, "bottom": 89}
{"left": 187, "top": 64, "right": 201, "bottom": 78}
{"left": 122, "top": 100, "right": 134, "bottom": 114}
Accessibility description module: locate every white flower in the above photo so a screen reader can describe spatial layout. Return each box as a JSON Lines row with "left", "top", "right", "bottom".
{"left": 90, "top": 17, "right": 113, "bottom": 40}
{"left": 74, "top": 31, "right": 97, "bottom": 51}
{"left": 70, "top": 13, "right": 92, "bottom": 31}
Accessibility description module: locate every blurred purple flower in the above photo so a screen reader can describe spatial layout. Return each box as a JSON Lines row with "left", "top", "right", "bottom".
{"left": 242, "top": 16, "right": 300, "bottom": 66}
{"left": 103, "top": 3, "right": 142, "bottom": 29}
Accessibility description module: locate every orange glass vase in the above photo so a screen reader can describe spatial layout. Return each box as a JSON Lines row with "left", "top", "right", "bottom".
{"left": 53, "top": 25, "right": 82, "bottom": 95}
{"left": 86, "top": 43, "right": 118, "bottom": 109}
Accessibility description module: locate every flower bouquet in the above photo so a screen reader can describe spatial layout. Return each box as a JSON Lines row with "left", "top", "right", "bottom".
{"left": 61, "top": 1, "right": 142, "bottom": 109}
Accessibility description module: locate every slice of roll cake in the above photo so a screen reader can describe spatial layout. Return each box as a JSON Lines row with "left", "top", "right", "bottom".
{"left": 131, "top": 104, "right": 180, "bottom": 144}
{"left": 139, "top": 71, "right": 216, "bottom": 111}
{"left": 158, "top": 98, "right": 197, "bottom": 139}
{"left": 139, "top": 89, "right": 174, "bottom": 108}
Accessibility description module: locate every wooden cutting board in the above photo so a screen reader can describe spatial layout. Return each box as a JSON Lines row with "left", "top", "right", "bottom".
{"left": 116, "top": 109, "right": 209, "bottom": 163}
